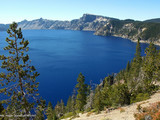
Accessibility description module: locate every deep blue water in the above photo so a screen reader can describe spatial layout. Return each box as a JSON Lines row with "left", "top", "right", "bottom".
{"left": 0, "top": 30, "right": 150, "bottom": 105}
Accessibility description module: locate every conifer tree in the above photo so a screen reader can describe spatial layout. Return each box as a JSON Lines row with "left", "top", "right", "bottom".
{"left": 75, "top": 73, "right": 87, "bottom": 111}
{"left": 60, "top": 99, "right": 65, "bottom": 115}
{"left": 126, "top": 61, "right": 130, "bottom": 72}
{"left": 112, "top": 83, "right": 130, "bottom": 106}
{"left": 54, "top": 101, "right": 61, "bottom": 118}
{"left": 93, "top": 85, "right": 102, "bottom": 113}
{"left": 0, "top": 103, "right": 4, "bottom": 114}
{"left": 135, "top": 39, "right": 142, "bottom": 63}
{"left": 131, "top": 39, "right": 142, "bottom": 78}
{"left": 71, "top": 89, "right": 76, "bottom": 114}
{"left": 127, "top": 39, "right": 142, "bottom": 90}
{"left": 0, "top": 22, "right": 41, "bottom": 117}
{"left": 154, "top": 50, "right": 160, "bottom": 82}
{"left": 46, "top": 102, "right": 54, "bottom": 120}
{"left": 101, "top": 78, "right": 111, "bottom": 107}
{"left": 54, "top": 100, "right": 65, "bottom": 118}
{"left": 52, "top": 112, "right": 58, "bottom": 120}
{"left": 84, "top": 85, "right": 94, "bottom": 111}
{"left": 35, "top": 106, "right": 45, "bottom": 120}
{"left": 143, "top": 42, "right": 157, "bottom": 93}
{"left": 66, "top": 96, "right": 72, "bottom": 113}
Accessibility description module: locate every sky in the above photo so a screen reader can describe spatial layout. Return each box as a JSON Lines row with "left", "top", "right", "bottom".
{"left": 0, "top": 0, "right": 159, "bottom": 24}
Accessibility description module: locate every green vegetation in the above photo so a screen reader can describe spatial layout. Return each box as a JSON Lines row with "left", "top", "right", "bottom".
{"left": 1, "top": 22, "right": 160, "bottom": 120}
{"left": 93, "top": 85, "right": 102, "bottom": 113}
{"left": 135, "top": 101, "right": 160, "bottom": 120}
{"left": 0, "top": 22, "right": 45, "bottom": 119}
{"left": 75, "top": 73, "right": 87, "bottom": 111}
{"left": 98, "top": 19, "right": 160, "bottom": 42}
{"left": 46, "top": 102, "right": 54, "bottom": 120}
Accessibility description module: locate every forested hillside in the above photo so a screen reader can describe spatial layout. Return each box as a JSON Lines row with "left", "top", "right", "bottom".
{"left": 95, "top": 20, "right": 160, "bottom": 44}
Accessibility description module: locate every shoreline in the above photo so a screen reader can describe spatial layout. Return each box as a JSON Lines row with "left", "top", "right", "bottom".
{"left": 130, "top": 39, "right": 160, "bottom": 46}
{"left": 111, "top": 34, "right": 160, "bottom": 46}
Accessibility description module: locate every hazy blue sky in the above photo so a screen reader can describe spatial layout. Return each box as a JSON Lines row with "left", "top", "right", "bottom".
{"left": 0, "top": 0, "right": 159, "bottom": 24}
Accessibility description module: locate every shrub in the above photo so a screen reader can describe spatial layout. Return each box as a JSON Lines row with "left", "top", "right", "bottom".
{"left": 59, "top": 112, "right": 74, "bottom": 119}
{"left": 131, "top": 93, "right": 150, "bottom": 103}
{"left": 134, "top": 101, "right": 160, "bottom": 120}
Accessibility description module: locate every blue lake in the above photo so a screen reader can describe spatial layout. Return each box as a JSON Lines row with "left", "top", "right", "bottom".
{"left": 0, "top": 30, "right": 149, "bottom": 105}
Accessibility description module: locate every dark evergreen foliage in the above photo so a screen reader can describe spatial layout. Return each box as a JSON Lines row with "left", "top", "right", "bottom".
{"left": 0, "top": 22, "right": 44, "bottom": 119}
{"left": 75, "top": 73, "right": 87, "bottom": 111}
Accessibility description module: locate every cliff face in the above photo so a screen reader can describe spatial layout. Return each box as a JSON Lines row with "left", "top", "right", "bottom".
{"left": 18, "top": 14, "right": 116, "bottom": 31}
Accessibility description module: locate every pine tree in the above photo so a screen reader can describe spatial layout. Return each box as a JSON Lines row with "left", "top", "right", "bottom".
{"left": 93, "top": 85, "right": 102, "bottom": 113}
{"left": 0, "top": 103, "right": 4, "bottom": 114}
{"left": 143, "top": 42, "right": 157, "bottom": 93}
{"left": 131, "top": 39, "right": 142, "bottom": 78}
{"left": 52, "top": 112, "right": 58, "bottom": 120}
{"left": 35, "top": 105, "right": 45, "bottom": 120}
{"left": 66, "top": 96, "right": 72, "bottom": 113}
{"left": 54, "top": 100, "right": 65, "bottom": 118}
{"left": 0, "top": 22, "right": 41, "bottom": 117}
{"left": 101, "top": 78, "right": 111, "bottom": 107}
{"left": 154, "top": 50, "right": 160, "bottom": 82}
{"left": 125, "top": 61, "right": 131, "bottom": 83}
{"left": 113, "top": 83, "right": 130, "bottom": 106}
{"left": 126, "top": 61, "right": 130, "bottom": 72}
{"left": 84, "top": 85, "right": 94, "bottom": 111}
{"left": 135, "top": 38, "right": 142, "bottom": 63}
{"left": 35, "top": 98, "right": 46, "bottom": 120}
{"left": 75, "top": 73, "right": 87, "bottom": 111}
{"left": 54, "top": 101, "right": 61, "bottom": 118}
{"left": 46, "top": 102, "right": 54, "bottom": 120}
{"left": 60, "top": 99, "right": 65, "bottom": 115}
{"left": 71, "top": 89, "right": 76, "bottom": 114}
{"left": 127, "top": 39, "right": 142, "bottom": 90}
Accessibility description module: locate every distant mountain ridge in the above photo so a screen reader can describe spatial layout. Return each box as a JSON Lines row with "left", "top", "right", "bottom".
{"left": 18, "top": 14, "right": 117, "bottom": 31}
{"left": 0, "top": 24, "right": 9, "bottom": 31}
{"left": 144, "top": 18, "right": 160, "bottom": 23}
{"left": 0, "top": 14, "right": 160, "bottom": 45}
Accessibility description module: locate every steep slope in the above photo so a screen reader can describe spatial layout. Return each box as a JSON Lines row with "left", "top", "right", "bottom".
{"left": 62, "top": 91, "right": 160, "bottom": 120}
